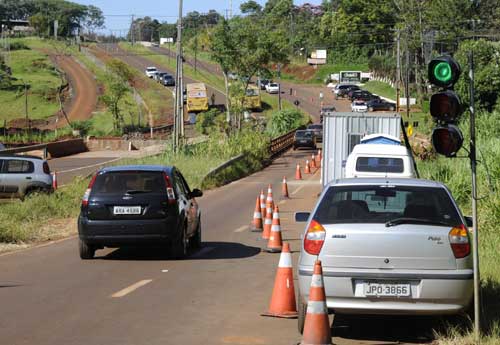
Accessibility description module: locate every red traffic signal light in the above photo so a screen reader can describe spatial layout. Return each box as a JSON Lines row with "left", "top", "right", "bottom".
{"left": 428, "top": 55, "right": 461, "bottom": 88}
{"left": 430, "top": 90, "right": 463, "bottom": 122}
{"left": 431, "top": 125, "right": 464, "bottom": 157}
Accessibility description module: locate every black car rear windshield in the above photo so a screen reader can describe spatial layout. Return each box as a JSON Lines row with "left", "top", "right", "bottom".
{"left": 296, "top": 131, "right": 313, "bottom": 138}
{"left": 308, "top": 125, "right": 322, "bottom": 130}
{"left": 314, "top": 185, "right": 461, "bottom": 226}
{"left": 92, "top": 171, "right": 166, "bottom": 195}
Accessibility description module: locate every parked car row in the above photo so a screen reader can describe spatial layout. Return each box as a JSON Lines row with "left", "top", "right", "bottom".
{"left": 144, "top": 66, "right": 175, "bottom": 86}
{"left": 333, "top": 83, "right": 396, "bottom": 112}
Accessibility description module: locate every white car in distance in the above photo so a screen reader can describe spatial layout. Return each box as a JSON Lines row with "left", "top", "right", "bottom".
{"left": 145, "top": 66, "right": 158, "bottom": 78}
{"left": 266, "top": 82, "right": 280, "bottom": 94}
{"left": 351, "top": 100, "right": 368, "bottom": 112}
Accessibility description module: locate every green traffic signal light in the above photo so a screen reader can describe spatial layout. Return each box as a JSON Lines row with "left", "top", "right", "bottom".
{"left": 433, "top": 62, "right": 452, "bottom": 84}
{"left": 428, "top": 55, "right": 461, "bottom": 88}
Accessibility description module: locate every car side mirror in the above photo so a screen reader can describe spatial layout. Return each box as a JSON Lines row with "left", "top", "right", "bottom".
{"left": 464, "top": 216, "right": 473, "bottom": 228}
{"left": 295, "top": 212, "right": 310, "bottom": 222}
{"left": 190, "top": 188, "right": 203, "bottom": 198}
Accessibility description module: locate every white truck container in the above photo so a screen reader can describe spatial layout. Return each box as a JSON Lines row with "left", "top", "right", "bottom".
{"left": 321, "top": 112, "right": 401, "bottom": 187}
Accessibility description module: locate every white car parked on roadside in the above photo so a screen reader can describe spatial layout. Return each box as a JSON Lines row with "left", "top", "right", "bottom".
{"left": 266, "top": 82, "right": 280, "bottom": 94}
{"left": 145, "top": 66, "right": 158, "bottom": 78}
{"left": 351, "top": 100, "right": 368, "bottom": 112}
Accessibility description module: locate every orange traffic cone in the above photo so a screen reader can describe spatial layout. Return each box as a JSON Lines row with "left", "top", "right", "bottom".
{"left": 260, "top": 189, "right": 267, "bottom": 220}
{"left": 266, "top": 205, "right": 283, "bottom": 253}
{"left": 262, "top": 202, "right": 273, "bottom": 240}
{"left": 305, "top": 160, "right": 311, "bottom": 174}
{"left": 52, "top": 171, "right": 58, "bottom": 190}
{"left": 281, "top": 176, "right": 289, "bottom": 199}
{"left": 251, "top": 196, "right": 263, "bottom": 232}
{"left": 300, "top": 260, "right": 332, "bottom": 345}
{"left": 295, "top": 164, "right": 303, "bottom": 180}
{"left": 311, "top": 155, "right": 317, "bottom": 169}
{"left": 266, "top": 184, "right": 273, "bottom": 204}
{"left": 262, "top": 242, "right": 298, "bottom": 318}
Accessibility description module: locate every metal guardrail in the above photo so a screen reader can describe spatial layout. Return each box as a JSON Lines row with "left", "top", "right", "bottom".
{"left": 0, "top": 143, "right": 49, "bottom": 159}
{"left": 203, "top": 153, "right": 246, "bottom": 181}
{"left": 269, "top": 129, "right": 297, "bottom": 158}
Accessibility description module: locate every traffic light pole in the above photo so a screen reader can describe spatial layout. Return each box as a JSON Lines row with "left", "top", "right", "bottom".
{"left": 469, "top": 51, "right": 481, "bottom": 343}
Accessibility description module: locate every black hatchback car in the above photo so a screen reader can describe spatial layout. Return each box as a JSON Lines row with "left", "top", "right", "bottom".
{"left": 366, "top": 98, "right": 396, "bottom": 111}
{"left": 78, "top": 165, "right": 202, "bottom": 259}
{"left": 350, "top": 90, "right": 375, "bottom": 102}
{"left": 293, "top": 130, "right": 317, "bottom": 150}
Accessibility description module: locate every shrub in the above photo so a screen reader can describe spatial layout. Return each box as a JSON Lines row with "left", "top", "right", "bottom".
{"left": 266, "top": 109, "right": 309, "bottom": 137}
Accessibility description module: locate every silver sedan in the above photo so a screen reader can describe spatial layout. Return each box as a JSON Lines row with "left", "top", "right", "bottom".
{"left": 295, "top": 178, "right": 473, "bottom": 332}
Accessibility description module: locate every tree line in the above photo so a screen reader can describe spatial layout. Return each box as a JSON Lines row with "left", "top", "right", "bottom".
{"left": 0, "top": 0, "right": 104, "bottom": 37}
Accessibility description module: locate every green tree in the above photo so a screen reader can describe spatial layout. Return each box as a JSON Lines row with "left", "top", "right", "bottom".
{"left": 455, "top": 40, "right": 500, "bottom": 112}
{"left": 240, "top": 1, "right": 262, "bottom": 15}
{"left": 100, "top": 59, "right": 134, "bottom": 130}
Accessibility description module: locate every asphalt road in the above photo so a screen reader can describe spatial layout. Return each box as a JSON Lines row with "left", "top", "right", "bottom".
{"left": 0, "top": 145, "right": 445, "bottom": 345}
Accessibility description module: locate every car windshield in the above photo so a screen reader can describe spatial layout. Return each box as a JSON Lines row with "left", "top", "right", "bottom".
{"left": 296, "top": 131, "right": 312, "bottom": 138}
{"left": 269, "top": 83, "right": 278, "bottom": 87}
{"left": 356, "top": 157, "right": 404, "bottom": 173}
{"left": 308, "top": 125, "right": 322, "bottom": 130}
{"left": 92, "top": 171, "right": 166, "bottom": 195}
{"left": 313, "top": 185, "right": 462, "bottom": 226}
{"left": 146, "top": 68, "right": 156, "bottom": 71}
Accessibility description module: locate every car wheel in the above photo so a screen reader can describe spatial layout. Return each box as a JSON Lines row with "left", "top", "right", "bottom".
{"left": 171, "top": 223, "right": 188, "bottom": 259}
{"left": 368, "top": 107, "right": 373, "bottom": 112}
{"left": 191, "top": 217, "right": 202, "bottom": 249}
{"left": 79, "top": 239, "right": 95, "bottom": 260}
{"left": 297, "top": 291, "right": 307, "bottom": 334}
{"left": 390, "top": 106, "right": 395, "bottom": 111}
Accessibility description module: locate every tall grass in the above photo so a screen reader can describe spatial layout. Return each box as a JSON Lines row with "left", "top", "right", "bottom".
{"left": 418, "top": 111, "right": 500, "bottom": 341}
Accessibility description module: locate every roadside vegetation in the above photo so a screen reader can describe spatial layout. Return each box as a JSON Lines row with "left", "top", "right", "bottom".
{"left": 0, "top": 43, "right": 61, "bottom": 123}
{"left": 418, "top": 112, "right": 500, "bottom": 343}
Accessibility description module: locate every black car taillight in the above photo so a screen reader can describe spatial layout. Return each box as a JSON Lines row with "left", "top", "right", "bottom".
{"left": 81, "top": 173, "right": 98, "bottom": 207}
{"left": 163, "top": 173, "right": 177, "bottom": 205}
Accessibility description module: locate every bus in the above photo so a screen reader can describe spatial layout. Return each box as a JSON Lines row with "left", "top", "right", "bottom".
{"left": 186, "top": 83, "right": 209, "bottom": 113}
{"left": 243, "top": 85, "right": 261, "bottom": 110}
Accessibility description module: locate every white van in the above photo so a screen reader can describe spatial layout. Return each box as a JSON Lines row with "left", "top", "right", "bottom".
{"left": 345, "top": 143, "right": 416, "bottom": 178}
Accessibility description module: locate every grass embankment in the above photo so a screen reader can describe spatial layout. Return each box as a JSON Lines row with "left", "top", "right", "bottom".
{"left": 418, "top": 112, "right": 500, "bottom": 344}
{"left": 0, "top": 129, "right": 269, "bottom": 244}
{"left": 119, "top": 43, "right": 295, "bottom": 117}
{"left": 18, "top": 38, "right": 174, "bottom": 136}
{"left": 0, "top": 42, "right": 60, "bottom": 123}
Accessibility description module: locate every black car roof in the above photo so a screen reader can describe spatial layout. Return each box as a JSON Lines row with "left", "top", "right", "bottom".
{"left": 100, "top": 165, "right": 174, "bottom": 174}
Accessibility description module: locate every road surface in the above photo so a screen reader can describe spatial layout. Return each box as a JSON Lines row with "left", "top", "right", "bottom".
{"left": 0, "top": 146, "right": 439, "bottom": 345}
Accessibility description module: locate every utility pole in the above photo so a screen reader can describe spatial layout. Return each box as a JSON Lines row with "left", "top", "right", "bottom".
{"left": 131, "top": 15, "right": 135, "bottom": 45}
{"left": 405, "top": 45, "right": 410, "bottom": 119}
{"left": 229, "top": 0, "right": 233, "bottom": 18}
{"left": 469, "top": 51, "right": 481, "bottom": 345}
{"left": 396, "top": 29, "right": 401, "bottom": 112}
{"left": 173, "top": 0, "right": 184, "bottom": 151}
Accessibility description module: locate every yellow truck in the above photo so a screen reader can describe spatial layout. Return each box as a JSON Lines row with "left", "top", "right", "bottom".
{"left": 186, "top": 83, "right": 209, "bottom": 113}
{"left": 243, "top": 85, "right": 261, "bottom": 110}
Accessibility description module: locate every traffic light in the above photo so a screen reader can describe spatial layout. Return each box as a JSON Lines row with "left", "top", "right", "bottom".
{"left": 428, "top": 55, "right": 463, "bottom": 157}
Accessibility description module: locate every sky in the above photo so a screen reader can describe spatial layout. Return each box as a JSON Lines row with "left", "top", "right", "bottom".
{"left": 74, "top": 0, "right": 322, "bottom": 35}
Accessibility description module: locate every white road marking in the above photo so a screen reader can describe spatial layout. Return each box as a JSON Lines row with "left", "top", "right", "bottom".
{"left": 161, "top": 269, "right": 169, "bottom": 273}
{"left": 278, "top": 199, "right": 286, "bottom": 205}
{"left": 234, "top": 225, "right": 249, "bottom": 233}
{"left": 189, "top": 246, "right": 215, "bottom": 258}
{"left": 111, "top": 279, "right": 153, "bottom": 298}
{"left": 291, "top": 185, "right": 305, "bottom": 195}
{"left": 59, "top": 157, "right": 122, "bottom": 174}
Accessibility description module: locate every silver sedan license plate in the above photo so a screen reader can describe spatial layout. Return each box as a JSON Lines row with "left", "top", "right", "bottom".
{"left": 113, "top": 206, "right": 141, "bottom": 215}
{"left": 364, "top": 282, "right": 410, "bottom": 297}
